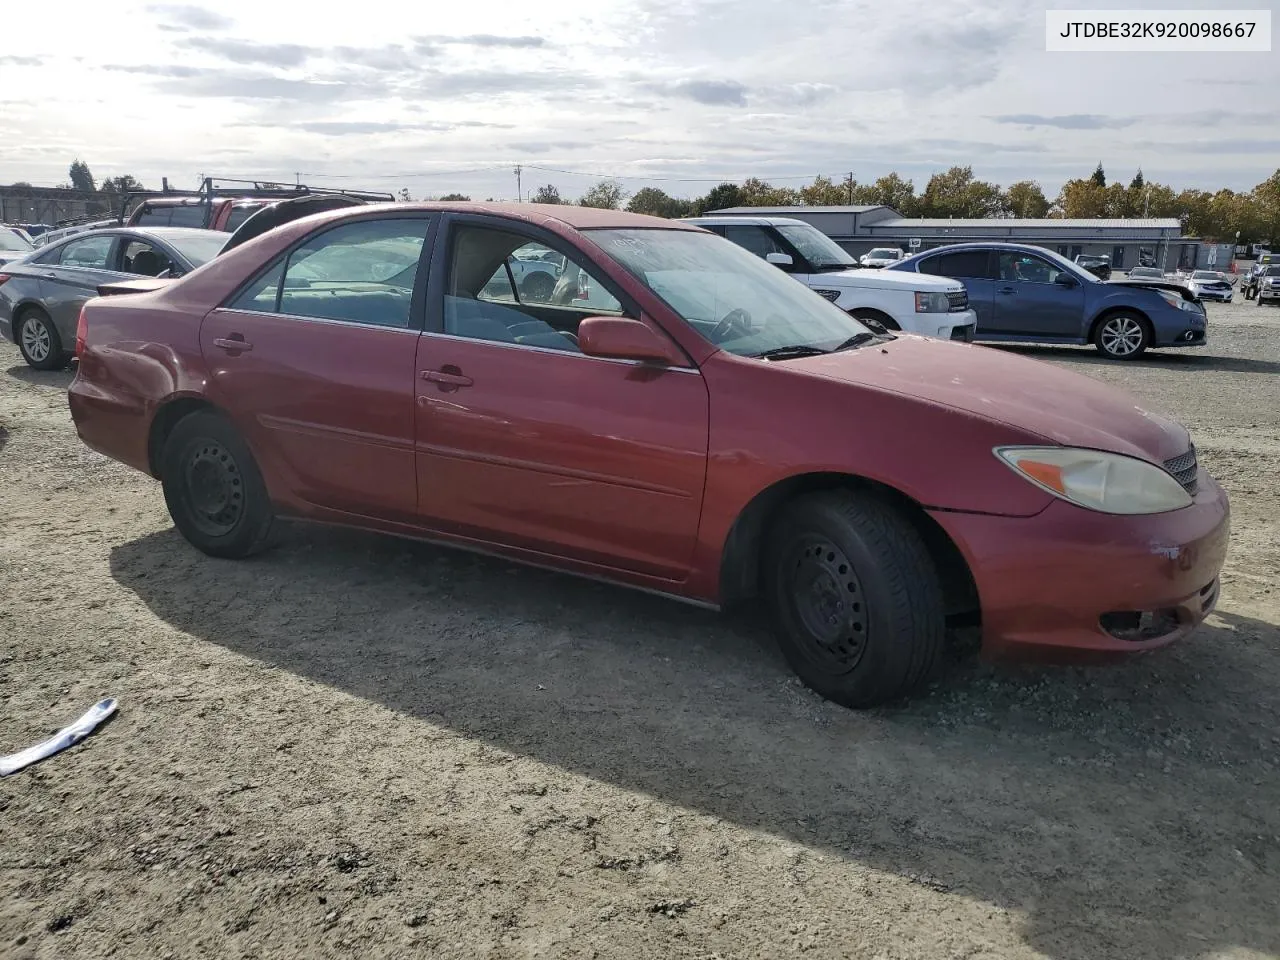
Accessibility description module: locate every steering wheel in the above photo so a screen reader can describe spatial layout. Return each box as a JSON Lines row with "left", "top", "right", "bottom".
{"left": 710, "top": 307, "right": 754, "bottom": 342}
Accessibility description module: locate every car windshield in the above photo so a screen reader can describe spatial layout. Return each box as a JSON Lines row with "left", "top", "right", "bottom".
{"left": 163, "top": 232, "right": 230, "bottom": 267}
{"left": 867, "top": 248, "right": 899, "bottom": 259}
{"left": 774, "top": 223, "right": 856, "bottom": 270}
{"left": 594, "top": 228, "right": 871, "bottom": 358}
{"left": 1266, "top": 266, "right": 1280, "bottom": 277}
{"left": 0, "top": 229, "right": 34, "bottom": 252}
{"left": 1130, "top": 267, "right": 1160, "bottom": 276}
{"left": 1191, "top": 271, "right": 1217, "bottom": 280}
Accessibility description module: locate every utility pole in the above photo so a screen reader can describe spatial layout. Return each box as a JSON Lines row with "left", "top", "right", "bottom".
{"left": 846, "top": 172, "right": 854, "bottom": 205}
{"left": 513, "top": 164, "right": 523, "bottom": 202}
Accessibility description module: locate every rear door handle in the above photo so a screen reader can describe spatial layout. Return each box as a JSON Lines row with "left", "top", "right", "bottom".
{"left": 421, "top": 368, "right": 473, "bottom": 387}
{"left": 213, "top": 336, "right": 253, "bottom": 352}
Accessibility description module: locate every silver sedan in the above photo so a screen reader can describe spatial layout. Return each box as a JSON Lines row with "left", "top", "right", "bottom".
{"left": 1, "top": 227, "right": 227, "bottom": 369}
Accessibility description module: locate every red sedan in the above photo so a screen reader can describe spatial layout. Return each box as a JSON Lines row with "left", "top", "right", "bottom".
{"left": 68, "top": 203, "right": 1229, "bottom": 708}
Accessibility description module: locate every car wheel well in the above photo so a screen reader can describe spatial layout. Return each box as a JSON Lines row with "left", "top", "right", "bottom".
{"left": 148, "top": 397, "right": 221, "bottom": 478}
{"left": 849, "top": 307, "right": 900, "bottom": 331}
{"left": 718, "top": 472, "right": 979, "bottom": 623}
{"left": 1089, "top": 306, "right": 1152, "bottom": 343}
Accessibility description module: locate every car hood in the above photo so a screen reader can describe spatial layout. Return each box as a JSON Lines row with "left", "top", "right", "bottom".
{"left": 782, "top": 335, "right": 1191, "bottom": 462}
{"left": 1106, "top": 278, "right": 1197, "bottom": 301}
{"left": 810, "top": 267, "right": 963, "bottom": 293}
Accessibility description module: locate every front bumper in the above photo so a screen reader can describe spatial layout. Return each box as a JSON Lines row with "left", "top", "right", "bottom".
{"left": 1196, "top": 289, "right": 1232, "bottom": 302}
{"left": 929, "top": 473, "right": 1230, "bottom": 659}
{"left": 1258, "top": 286, "right": 1280, "bottom": 301}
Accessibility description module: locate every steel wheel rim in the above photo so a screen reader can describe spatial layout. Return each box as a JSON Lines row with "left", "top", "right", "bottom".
{"left": 783, "top": 535, "right": 869, "bottom": 674}
{"left": 183, "top": 439, "right": 245, "bottom": 537}
{"left": 21, "top": 317, "right": 51, "bottom": 362}
{"left": 1101, "top": 316, "right": 1143, "bottom": 356}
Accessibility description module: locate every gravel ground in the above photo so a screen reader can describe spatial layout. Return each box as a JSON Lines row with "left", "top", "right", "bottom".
{"left": 2, "top": 299, "right": 1278, "bottom": 960}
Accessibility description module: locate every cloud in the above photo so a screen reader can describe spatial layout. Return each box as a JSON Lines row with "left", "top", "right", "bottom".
{"left": 144, "top": 4, "right": 233, "bottom": 30}
{"left": 413, "top": 34, "right": 546, "bottom": 48}
{"left": 283, "top": 120, "right": 512, "bottom": 135}
{"left": 992, "top": 114, "right": 1137, "bottom": 130}
{"left": 154, "top": 71, "right": 385, "bottom": 103}
{"left": 178, "top": 37, "right": 314, "bottom": 67}
{"left": 1135, "top": 138, "right": 1280, "bottom": 155}
{"left": 645, "top": 79, "right": 749, "bottom": 106}
{"left": 0, "top": 56, "right": 40, "bottom": 66}
{"left": 332, "top": 46, "right": 423, "bottom": 71}
{"left": 416, "top": 69, "right": 591, "bottom": 98}
{"left": 766, "top": 82, "right": 839, "bottom": 107}
{"left": 509, "top": 140, "right": 594, "bottom": 153}
{"left": 104, "top": 63, "right": 205, "bottom": 78}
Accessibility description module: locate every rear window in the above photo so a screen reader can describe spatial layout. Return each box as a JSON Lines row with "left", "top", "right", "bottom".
{"left": 167, "top": 205, "right": 208, "bottom": 228}
{"left": 920, "top": 250, "right": 992, "bottom": 279}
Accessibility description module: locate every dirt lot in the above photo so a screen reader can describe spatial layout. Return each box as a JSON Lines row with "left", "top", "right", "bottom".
{"left": 2, "top": 299, "right": 1278, "bottom": 960}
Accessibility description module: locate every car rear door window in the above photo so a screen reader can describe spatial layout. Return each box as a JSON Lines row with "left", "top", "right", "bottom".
{"left": 275, "top": 219, "right": 428, "bottom": 328}
{"left": 58, "top": 235, "right": 114, "bottom": 269}
{"left": 921, "top": 251, "right": 992, "bottom": 279}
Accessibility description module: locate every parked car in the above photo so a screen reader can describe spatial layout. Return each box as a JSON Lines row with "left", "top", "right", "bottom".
{"left": 1126, "top": 266, "right": 1165, "bottom": 280}
{"left": 1186, "top": 270, "right": 1233, "bottom": 303}
{"left": 0, "top": 226, "right": 35, "bottom": 266}
{"left": 682, "top": 216, "right": 976, "bottom": 340}
{"left": 859, "top": 247, "right": 905, "bottom": 268}
{"left": 67, "top": 202, "right": 1228, "bottom": 709}
{"left": 125, "top": 178, "right": 397, "bottom": 233}
{"left": 886, "top": 242, "right": 1207, "bottom": 359}
{"left": 1, "top": 226, "right": 228, "bottom": 369}
{"left": 1074, "top": 254, "right": 1112, "bottom": 280}
{"left": 1255, "top": 265, "right": 1280, "bottom": 306}
{"left": 30, "top": 220, "right": 117, "bottom": 249}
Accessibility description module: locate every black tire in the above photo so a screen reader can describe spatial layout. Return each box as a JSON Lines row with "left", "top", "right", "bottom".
{"left": 16, "top": 308, "right": 67, "bottom": 371}
{"left": 160, "top": 410, "right": 276, "bottom": 559}
{"left": 521, "top": 271, "right": 555, "bottom": 302}
{"left": 1093, "top": 312, "right": 1150, "bottom": 360}
{"left": 764, "top": 491, "right": 946, "bottom": 709}
{"left": 849, "top": 309, "right": 897, "bottom": 333}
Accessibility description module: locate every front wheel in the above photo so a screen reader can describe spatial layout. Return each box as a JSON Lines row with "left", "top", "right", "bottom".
{"left": 764, "top": 492, "right": 946, "bottom": 708}
{"left": 160, "top": 411, "right": 276, "bottom": 559}
{"left": 1094, "top": 313, "right": 1150, "bottom": 360}
{"left": 16, "top": 308, "right": 67, "bottom": 370}
{"left": 849, "top": 309, "right": 897, "bottom": 334}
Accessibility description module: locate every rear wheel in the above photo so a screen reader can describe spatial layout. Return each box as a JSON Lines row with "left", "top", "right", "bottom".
{"left": 160, "top": 411, "right": 276, "bottom": 558}
{"left": 764, "top": 492, "right": 946, "bottom": 708}
{"left": 16, "top": 308, "right": 67, "bottom": 370}
{"left": 1094, "top": 312, "right": 1150, "bottom": 360}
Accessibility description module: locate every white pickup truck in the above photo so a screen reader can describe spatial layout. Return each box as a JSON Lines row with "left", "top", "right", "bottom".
{"left": 682, "top": 216, "right": 977, "bottom": 340}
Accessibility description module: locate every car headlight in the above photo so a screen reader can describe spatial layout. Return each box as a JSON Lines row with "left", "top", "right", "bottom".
{"left": 915, "top": 291, "right": 950, "bottom": 313}
{"left": 994, "top": 446, "right": 1193, "bottom": 515}
{"left": 1155, "top": 288, "right": 1202, "bottom": 313}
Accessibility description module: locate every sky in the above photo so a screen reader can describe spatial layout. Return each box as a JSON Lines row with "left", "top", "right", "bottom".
{"left": 1, "top": 0, "right": 1278, "bottom": 202}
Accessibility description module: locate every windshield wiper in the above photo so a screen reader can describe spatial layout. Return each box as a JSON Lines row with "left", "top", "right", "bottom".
{"left": 751, "top": 344, "right": 831, "bottom": 361}
{"left": 832, "top": 332, "right": 885, "bottom": 351}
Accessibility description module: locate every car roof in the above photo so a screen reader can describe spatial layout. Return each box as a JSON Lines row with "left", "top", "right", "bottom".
{"left": 397, "top": 201, "right": 698, "bottom": 231}
{"left": 681, "top": 215, "right": 809, "bottom": 228}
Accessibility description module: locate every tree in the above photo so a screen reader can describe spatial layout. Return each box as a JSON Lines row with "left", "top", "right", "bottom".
{"left": 1003, "top": 180, "right": 1049, "bottom": 218}
{"left": 918, "top": 166, "right": 1006, "bottom": 218}
{"left": 800, "top": 175, "right": 848, "bottom": 206}
{"left": 1252, "top": 169, "right": 1280, "bottom": 245}
{"left": 438, "top": 192, "right": 469, "bottom": 201}
{"left": 69, "top": 159, "right": 96, "bottom": 194}
{"left": 626, "top": 187, "right": 692, "bottom": 218}
{"left": 530, "top": 184, "right": 562, "bottom": 204}
{"left": 1090, "top": 163, "right": 1107, "bottom": 188}
{"left": 737, "top": 177, "right": 800, "bottom": 206}
{"left": 1052, "top": 178, "right": 1108, "bottom": 218}
{"left": 578, "top": 180, "right": 626, "bottom": 209}
{"left": 99, "top": 175, "right": 145, "bottom": 195}
{"left": 867, "top": 173, "right": 916, "bottom": 214}
{"left": 693, "top": 182, "right": 743, "bottom": 214}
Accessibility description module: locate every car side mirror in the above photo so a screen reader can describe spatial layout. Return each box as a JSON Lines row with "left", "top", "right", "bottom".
{"left": 578, "top": 317, "right": 683, "bottom": 365}
{"left": 765, "top": 252, "right": 793, "bottom": 268}
{"left": 1055, "top": 274, "right": 1078, "bottom": 287}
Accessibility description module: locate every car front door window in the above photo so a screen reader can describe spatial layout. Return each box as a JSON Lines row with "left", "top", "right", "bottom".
{"left": 723, "top": 225, "right": 788, "bottom": 261}
{"left": 1000, "top": 253, "right": 1064, "bottom": 285}
{"left": 121, "top": 240, "right": 175, "bottom": 276}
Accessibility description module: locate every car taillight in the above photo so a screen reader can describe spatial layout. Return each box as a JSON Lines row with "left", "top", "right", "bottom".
{"left": 0, "top": 273, "right": 10, "bottom": 287}
{"left": 74, "top": 305, "right": 88, "bottom": 358}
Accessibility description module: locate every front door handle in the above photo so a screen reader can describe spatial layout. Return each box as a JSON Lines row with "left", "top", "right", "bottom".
{"left": 997, "top": 286, "right": 1016, "bottom": 295}
{"left": 213, "top": 336, "right": 253, "bottom": 352}
{"left": 421, "top": 368, "right": 473, "bottom": 388}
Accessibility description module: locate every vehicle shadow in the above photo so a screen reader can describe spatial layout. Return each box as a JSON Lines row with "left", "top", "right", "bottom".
{"left": 4, "top": 363, "right": 75, "bottom": 387}
{"left": 108, "top": 525, "right": 1280, "bottom": 960}
{"left": 989, "top": 344, "right": 1280, "bottom": 376}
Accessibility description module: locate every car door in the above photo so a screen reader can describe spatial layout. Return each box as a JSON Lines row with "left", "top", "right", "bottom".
{"left": 38, "top": 233, "right": 120, "bottom": 339}
{"left": 917, "top": 249, "right": 996, "bottom": 330}
{"left": 414, "top": 216, "right": 710, "bottom": 581}
{"left": 200, "top": 215, "right": 434, "bottom": 522}
{"left": 991, "top": 251, "right": 1085, "bottom": 338}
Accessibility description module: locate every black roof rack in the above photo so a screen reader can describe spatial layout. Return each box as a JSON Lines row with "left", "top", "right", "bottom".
{"left": 119, "top": 176, "right": 395, "bottom": 221}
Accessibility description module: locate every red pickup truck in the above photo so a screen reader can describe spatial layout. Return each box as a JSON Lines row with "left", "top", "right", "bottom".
{"left": 124, "top": 179, "right": 396, "bottom": 232}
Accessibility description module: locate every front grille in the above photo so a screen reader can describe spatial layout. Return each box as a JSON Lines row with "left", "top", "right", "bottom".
{"left": 946, "top": 290, "right": 968, "bottom": 312}
{"left": 1163, "top": 446, "right": 1199, "bottom": 495}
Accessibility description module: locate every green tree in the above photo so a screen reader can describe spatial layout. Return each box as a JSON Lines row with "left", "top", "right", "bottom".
{"left": 694, "top": 182, "right": 744, "bottom": 214}
{"left": 1252, "top": 169, "right": 1280, "bottom": 245}
{"left": 99, "top": 175, "right": 145, "bottom": 195}
{"left": 68, "top": 159, "right": 96, "bottom": 193}
{"left": 578, "top": 179, "right": 626, "bottom": 209}
{"left": 1002, "top": 180, "right": 1049, "bottom": 218}
{"left": 866, "top": 173, "right": 917, "bottom": 214}
{"left": 1090, "top": 163, "right": 1106, "bottom": 188}
{"left": 438, "top": 192, "right": 470, "bottom": 201}
{"left": 918, "top": 166, "right": 1006, "bottom": 218}
{"left": 626, "top": 187, "right": 692, "bottom": 218}
{"left": 799, "top": 175, "right": 847, "bottom": 206}
{"left": 530, "top": 184, "right": 562, "bottom": 204}
{"left": 1052, "top": 178, "right": 1108, "bottom": 218}
{"left": 738, "top": 177, "right": 800, "bottom": 206}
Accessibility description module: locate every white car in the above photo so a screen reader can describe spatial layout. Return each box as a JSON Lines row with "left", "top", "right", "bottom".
{"left": 1185, "top": 270, "right": 1233, "bottom": 303}
{"left": 682, "top": 216, "right": 977, "bottom": 340}
{"left": 859, "top": 246, "right": 905, "bottom": 268}
{"left": 0, "top": 227, "right": 35, "bottom": 266}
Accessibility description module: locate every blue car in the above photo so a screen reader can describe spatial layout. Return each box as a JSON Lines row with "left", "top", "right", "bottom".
{"left": 885, "top": 242, "right": 1206, "bottom": 360}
